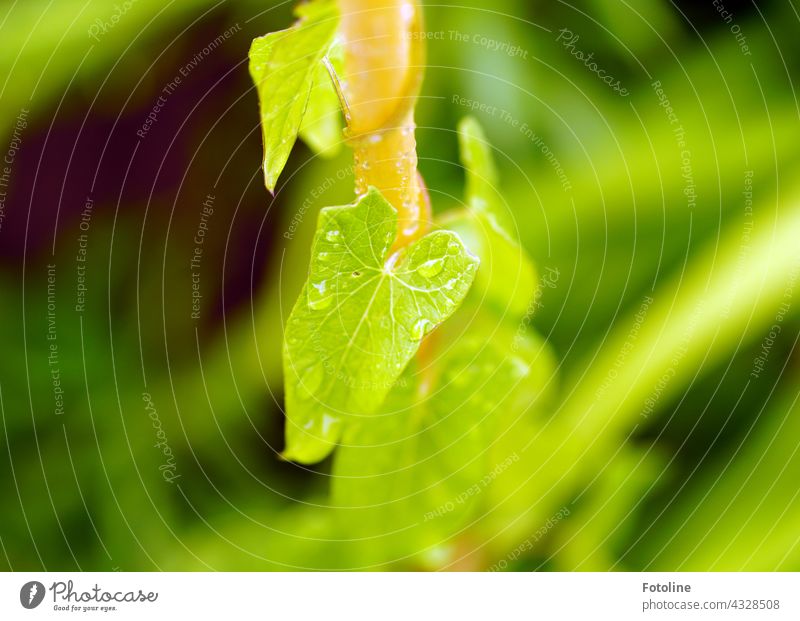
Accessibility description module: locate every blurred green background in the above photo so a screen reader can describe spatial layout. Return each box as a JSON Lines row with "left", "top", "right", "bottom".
{"left": 1, "top": 0, "right": 799, "bottom": 571}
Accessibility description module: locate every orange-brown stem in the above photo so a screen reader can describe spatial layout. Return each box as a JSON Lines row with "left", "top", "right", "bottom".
{"left": 337, "top": 0, "right": 427, "bottom": 249}
{"left": 352, "top": 115, "right": 425, "bottom": 247}
{"left": 337, "top": 0, "right": 436, "bottom": 385}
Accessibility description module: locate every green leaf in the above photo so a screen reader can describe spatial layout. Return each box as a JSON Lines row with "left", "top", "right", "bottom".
{"left": 458, "top": 116, "right": 513, "bottom": 236}
{"left": 446, "top": 212, "right": 538, "bottom": 318}
{"left": 248, "top": 0, "right": 339, "bottom": 191}
{"left": 282, "top": 188, "right": 479, "bottom": 464}
{"left": 443, "top": 117, "right": 538, "bottom": 317}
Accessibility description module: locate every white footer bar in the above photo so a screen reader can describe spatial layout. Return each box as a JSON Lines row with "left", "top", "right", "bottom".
{"left": 1, "top": 572, "right": 797, "bottom": 620}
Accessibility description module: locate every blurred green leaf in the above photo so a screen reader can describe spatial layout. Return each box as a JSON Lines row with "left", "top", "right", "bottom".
{"left": 631, "top": 390, "right": 800, "bottom": 571}
{"left": 443, "top": 117, "right": 537, "bottom": 317}
{"left": 331, "top": 314, "right": 556, "bottom": 568}
{"left": 458, "top": 116, "right": 511, "bottom": 236}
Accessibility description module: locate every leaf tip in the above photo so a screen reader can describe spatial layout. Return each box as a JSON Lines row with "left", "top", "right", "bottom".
{"left": 458, "top": 115, "right": 483, "bottom": 137}
{"left": 263, "top": 164, "right": 278, "bottom": 194}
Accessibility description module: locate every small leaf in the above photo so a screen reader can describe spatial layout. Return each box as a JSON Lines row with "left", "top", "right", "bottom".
{"left": 282, "top": 188, "right": 479, "bottom": 463}
{"left": 451, "top": 117, "right": 538, "bottom": 317}
{"left": 248, "top": 0, "right": 339, "bottom": 191}
{"left": 458, "top": 116, "right": 513, "bottom": 236}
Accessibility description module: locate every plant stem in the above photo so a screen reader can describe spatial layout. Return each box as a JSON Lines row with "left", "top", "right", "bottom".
{"left": 338, "top": 0, "right": 429, "bottom": 249}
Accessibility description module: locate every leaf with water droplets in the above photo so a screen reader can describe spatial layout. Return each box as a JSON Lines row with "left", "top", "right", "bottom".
{"left": 417, "top": 257, "right": 444, "bottom": 279}
{"left": 282, "top": 187, "right": 479, "bottom": 463}
{"left": 410, "top": 318, "right": 434, "bottom": 340}
{"left": 249, "top": 0, "right": 339, "bottom": 191}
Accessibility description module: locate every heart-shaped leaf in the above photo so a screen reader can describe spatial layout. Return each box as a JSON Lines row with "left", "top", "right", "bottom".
{"left": 282, "top": 188, "right": 479, "bottom": 463}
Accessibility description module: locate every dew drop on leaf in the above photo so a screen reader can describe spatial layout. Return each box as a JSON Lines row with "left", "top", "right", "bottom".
{"left": 321, "top": 412, "right": 339, "bottom": 434}
{"left": 308, "top": 280, "right": 333, "bottom": 310}
{"left": 325, "top": 230, "right": 341, "bottom": 242}
{"left": 417, "top": 257, "right": 445, "bottom": 279}
{"left": 509, "top": 356, "right": 531, "bottom": 378}
{"left": 411, "top": 318, "right": 434, "bottom": 340}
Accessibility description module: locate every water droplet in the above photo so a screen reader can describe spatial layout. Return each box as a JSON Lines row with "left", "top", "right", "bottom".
{"left": 403, "top": 222, "right": 419, "bottom": 237}
{"left": 418, "top": 258, "right": 444, "bottom": 279}
{"left": 321, "top": 412, "right": 339, "bottom": 434}
{"left": 411, "top": 318, "right": 434, "bottom": 340}
{"left": 325, "top": 230, "right": 341, "bottom": 243}
{"left": 447, "top": 242, "right": 461, "bottom": 255}
{"left": 308, "top": 297, "right": 332, "bottom": 310}
{"left": 308, "top": 280, "right": 333, "bottom": 310}
{"left": 381, "top": 232, "right": 393, "bottom": 255}
{"left": 314, "top": 280, "right": 328, "bottom": 294}
{"left": 509, "top": 356, "right": 531, "bottom": 378}
{"left": 384, "top": 251, "right": 401, "bottom": 273}
{"left": 318, "top": 252, "right": 330, "bottom": 262}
